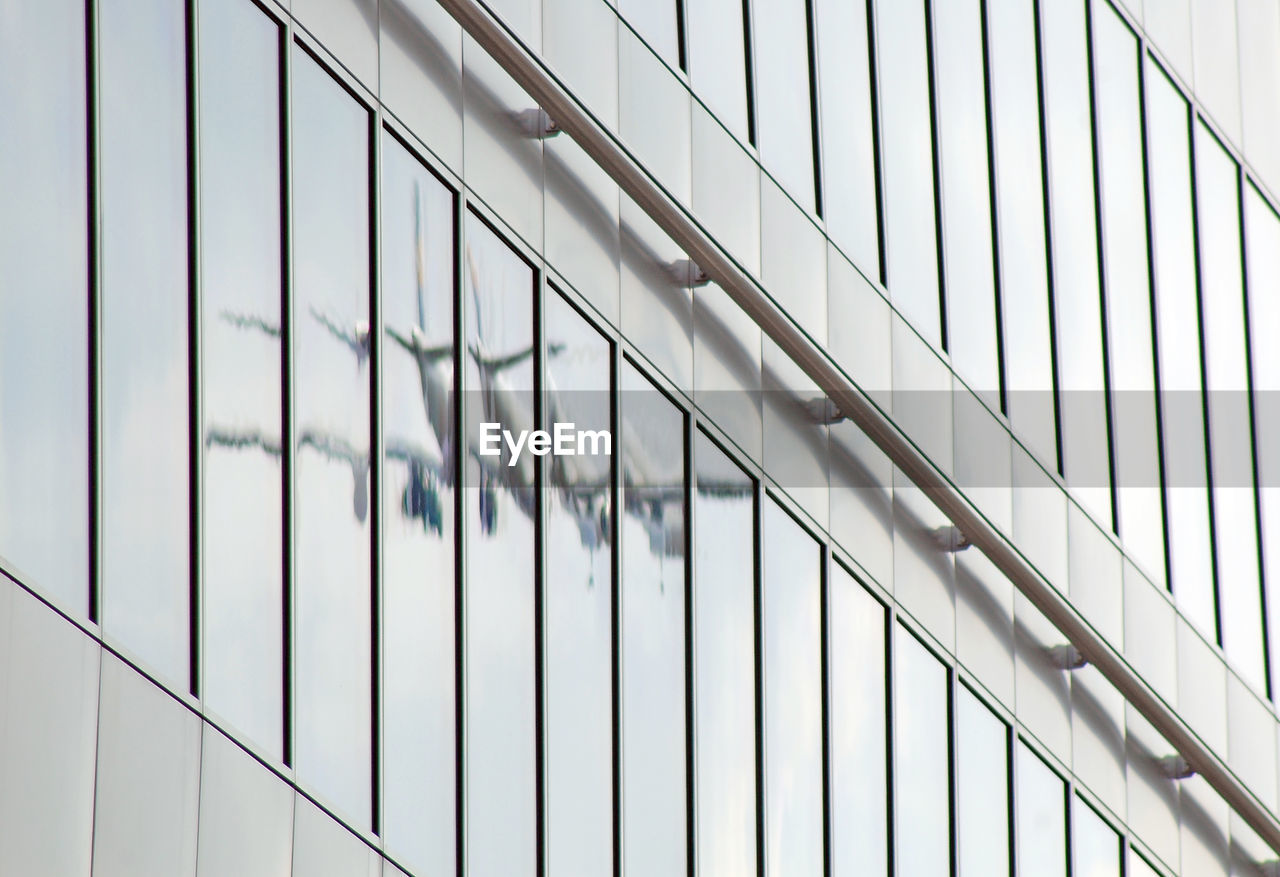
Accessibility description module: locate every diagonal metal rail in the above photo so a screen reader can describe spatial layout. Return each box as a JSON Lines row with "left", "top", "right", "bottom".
{"left": 434, "top": 0, "right": 1280, "bottom": 855}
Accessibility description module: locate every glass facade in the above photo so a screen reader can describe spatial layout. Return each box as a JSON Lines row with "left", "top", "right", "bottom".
{"left": 5, "top": 0, "right": 1280, "bottom": 874}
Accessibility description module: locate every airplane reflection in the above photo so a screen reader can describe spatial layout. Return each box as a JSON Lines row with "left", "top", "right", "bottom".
{"left": 204, "top": 179, "right": 745, "bottom": 557}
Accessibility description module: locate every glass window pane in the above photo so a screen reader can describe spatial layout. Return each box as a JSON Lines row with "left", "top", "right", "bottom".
{"left": 828, "top": 564, "right": 889, "bottom": 877}
{"left": 379, "top": 132, "right": 456, "bottom": 876}
{"left": 1072, "top": 796, "right": 1122, "bottom": 877}
{"left": 1195, "top": 122, "right": 1266, "bottom": 691}
{"left": 1015, "top": 742, "right": 1067, "bottom": 876}
{"left": 1041, "top": 0, "right": 1112, "bottom": 525}
{"left": 957, "top": 688, "right": 1009, "bottom": 877}
{"left": 988, "top": 0, "right": 1058, "bottom": 467}
{"left": 934, "top": 0, "right": 999, "bottom": 397}
{"left": 100, "top": 0, "right": 191, "bottom": 685}
{"left": 753, "top": 0, "right": 817, "bottom": 211}
{"left": 200, "top": 0, "right": 285, "bottom": 758}
{"left": 545, "top": 292, "right": 614, "bottom": 877}
{"left": 1145, "top": 59, "right": 1215, "bottom": 636}
{"left": 291, "top": 47, "right": 373, "bottom": 825}
{"left": 686, "top": 0, "right": 751, "bottom": 141}
{"left": 463, "top": 212, "right": 537, "bottom": 877}
{"left": 763, "top": 499, "right": 823, "bottom": 877}
{"left": 1244, "top": 185, "right": 1280, "bottom": 702}
{"left": 621, "top": 364, "right": 687, "bottom": 877}
{"left": 0, "top": 0, "right": 90, "bottom": 611}
{"left": 1093, "top": 3, "right": 1164, "bottom": 583}
{"left": 621, "top": 0, "right": 681, "bottom": 68}
{"left": 876, "top": 0, "right": 942, "bottom": 347}
{"left": 695, "top": 430, "right": 757, "bottom": 877}
{"left": 814, "top": 0, "right": 879, "bottom": 277}
{"left": 894, "top": 625, "right": 951, "bottom": 876}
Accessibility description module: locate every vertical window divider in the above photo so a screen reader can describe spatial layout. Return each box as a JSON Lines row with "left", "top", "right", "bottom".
{"left": 610, "top": 325, "right": 623, "bottom": 877}
{"left": 1081, "top": 0, "right": 1120, "bottom": 535}
{"left": 534, "top": 263, "right": 548, "bottom": 877}
{"left": 864, "top": 0, "right": 888, "bottom": 288}
{"left": 280, "top": 19, "right": 296, "bottom": 770}
{"left": 1135, "top": 47, "right": 1175, "bottom": 595}
{"left": 884, "top": 603, "right": 897, "bottom": 877}
{"left": 741, "top": 0, "right": 758, "bottom": 147}
{"left": 1030, "top": 0, "right": 1066, "bottom": 478}
{"left": 978, "top": 0, "right": 1009, "bottom": 417}
{"left": 675, "top": 0, "right": 689, "bottom": 73}
{"left": 922, "top": 0, "right": 949, "bottom": 354}
{"left": 685, "top": 413, "right": 699, "bottom": 877}
{"left": 819, "top": 546, "right": 833, "bottom": 877}
{"left": 369, "top": 103, "right": 385, "bottom": 837}
{"left": 804, "top": 0, "right": 824, "bottom": 219}
{"left": 185, "top": 0, "right": 203, "bottom": 703}
{"left": 1187, "top": 114, "right": 1226, "bottom": 649}
{"left": 945, "top": 663, "right": 958, "bottom": 877}
{"left": 752, "top": 481, "right": 765, "bottom": 877}
{"left": 87, "top": 0, "right": 103, "bottom": 626}
{"left": 452, "top": 186, "right": 467, "bottom": 877}
{"left": 1005, "top": 722, "right": 1017, "bottom": 877}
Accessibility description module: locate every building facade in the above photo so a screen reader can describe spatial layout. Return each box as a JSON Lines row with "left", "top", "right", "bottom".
{"left": 2, "top": 0, "right": 1280, "bottom": 874}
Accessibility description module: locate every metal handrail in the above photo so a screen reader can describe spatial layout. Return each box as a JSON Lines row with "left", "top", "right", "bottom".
{"left": 433, "top": 0, "right": 1280, "bottom": 855}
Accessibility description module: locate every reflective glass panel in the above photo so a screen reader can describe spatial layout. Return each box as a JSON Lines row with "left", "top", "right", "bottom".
{"left": 695, "top": 430, "right": 757, "bottom": 877}
{"left": 1195, "top": 122, "right": 1266, "bottom": 691}
{"left": 463, "top": 211, "right": 537, "bottom": 877}
{"left": 1093, "top": 4, "right": 1164, "bottom": 582}
{"left": 1041, "top": 0, "right": 1112, "bottom": 524}
{"left": 894, "top": 625, "right": 951, "bottom": 876}
{"left": 686, "top": 0, "right": 750, "bottom": 141}
{"left": 934, "top": 0, "right": 999, "bottom": 396}
{"left": 545, "top": 292, "right": 614, "bottom": 877}
{"left": 957, "top": 688, "right": 1009, "bottom": 877}
{"left": 200, "top": 0, "right": 284, "bottom": 757}
{"left": 0, "top": 0, "right": 89, "bottom": 610}
{"left": 621, "top": 363, "right": 687, "bottom": 877}
{"left": 1244, "top": 185, "right": 1280, "bottom": 701}
{"left": 291, "top": 47, "right": 373, "bottom": 824}
{"left": 827, "top": 564, "right": 889, "bottom": 877}
{"left": 1072, "top": 797, "right": 1122, "bottom": 877}
{"left": 763, "top": 499, "right": 823, "bottom": 877}
{"left": 379, "top": 131, "right": 455, "bottom": 875}
{"left": 876, "top": 0, "right": 942, "bottom": 347}
{"left": 1015, "top": 742, "right": 1067, "bottom": 876}
{"left": 815, "top": 0, "right": 880, "bottom": 278}
{"left": 753, "top": 0, "right": 817, "bottom": 211}
{"left": 1145, "top": 59, "right": 1215, "bottom": 635}
{"left": 100, "top": 0, "right": 191, "bottom": 684}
